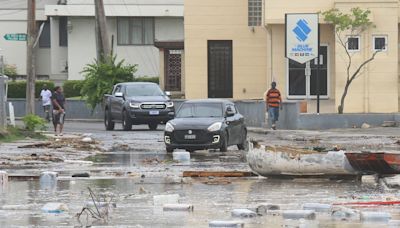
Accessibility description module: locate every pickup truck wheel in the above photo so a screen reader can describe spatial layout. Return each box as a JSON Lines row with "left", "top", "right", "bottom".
{"left": 148, "top": 123, "right": 158, "bottom": 130}
{"left": 122, "top": 110, "right": 132, "bottom": 131}
{"left": 104, "top": 110, "right": 115, "bottom": 131}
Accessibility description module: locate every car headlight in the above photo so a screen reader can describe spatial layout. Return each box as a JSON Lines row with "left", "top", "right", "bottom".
{"left": 130, "top": 102, "right": 140, "bottom": 109}
{"left": 165, "top": 122, "right": 175, "bottom": 132}
{"left": 207, "top": 122, "right": 222, "bottom": 132}
{"left": 166, "top": 102, "right": 174, "bottom": 108}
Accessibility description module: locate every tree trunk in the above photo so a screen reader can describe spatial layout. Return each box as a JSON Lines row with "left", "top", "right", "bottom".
{"left": 338, "top": 80, "right": 351, "bottom": 114}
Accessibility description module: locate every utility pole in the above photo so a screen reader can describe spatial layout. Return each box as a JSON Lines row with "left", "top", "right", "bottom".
{"left": 26, "top": 0, "right": 36, "bottom": 115}
{"left": 94, "top": 0, "right": 110, "bottom": 60}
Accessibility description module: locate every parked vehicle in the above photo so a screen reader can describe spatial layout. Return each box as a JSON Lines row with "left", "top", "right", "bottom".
{"left": 164, "top": 99, "right": 247, "bottom": 152}
{"left": 103, "top": 82, "right": 175, "bottom": 131}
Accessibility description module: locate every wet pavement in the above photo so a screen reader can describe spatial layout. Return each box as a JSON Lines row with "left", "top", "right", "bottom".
{"left": 0, "top": 121, "right": 399, "bottom": 227}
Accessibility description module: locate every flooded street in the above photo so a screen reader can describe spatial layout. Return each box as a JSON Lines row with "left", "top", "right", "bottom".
{"left": 1, "top": 122, "right": 399, "bottom": 227}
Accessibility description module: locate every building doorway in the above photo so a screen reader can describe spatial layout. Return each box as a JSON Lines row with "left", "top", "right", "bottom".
{"left": 287, "top": 45, "right": 329, "bottom": 99}
{"left": 164, "top": 49, "right": 182, "bottom": 91}
{"left": 208, "top": 40, "right": 233, "bottom": 98}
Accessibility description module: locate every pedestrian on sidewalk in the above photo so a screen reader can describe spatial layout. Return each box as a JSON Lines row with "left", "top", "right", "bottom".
{"left": 265, "top": 82, "right": 282, "bottom": 130}
{"left": 40, "top": 84, "right": 52, "bottom": 122}
{"left": 52, "top": 86, "right": 66, "bottom": 136}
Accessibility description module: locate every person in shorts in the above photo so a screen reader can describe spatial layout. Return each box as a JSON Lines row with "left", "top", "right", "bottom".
{"left": 265, "top": 82, "right": 282, "bottom": 130}
{"left": 52, "top": 86, "right": 66, "bottom": 136}
{"left": 40, "top": 84, "right": 52, "bottom": 122}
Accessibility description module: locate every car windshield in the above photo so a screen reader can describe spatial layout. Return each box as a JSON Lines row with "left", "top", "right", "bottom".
{"left": 177, "top": 103, "right": 223, "bottom": 118}
{"left": 125, "top": 84, "right": 164, "bottom": 96}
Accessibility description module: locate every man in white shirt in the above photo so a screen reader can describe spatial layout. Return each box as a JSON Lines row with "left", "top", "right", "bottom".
{"left": 40, "top": 84, "right": 52, "bottom": 122}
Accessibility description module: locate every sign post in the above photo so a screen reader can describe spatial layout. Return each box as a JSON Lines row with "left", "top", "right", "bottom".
{"left": 285, "top": 13, "right": 320, "bottom": 113}
{"left": 3, "top": 33, "right": 27, "bottom": 41}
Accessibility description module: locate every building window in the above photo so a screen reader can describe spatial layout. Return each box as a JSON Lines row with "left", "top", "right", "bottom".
{"left": 373, "top": 35, "right": 387, "bottom": 51}
{"left": 59, "top": 16, "right": 68, "bottom": 46}
{"left": 248, "top": 0, "right": 262, "bottom": 26}
{"left": 39, "top": 20, "right": 50, "bottom": 48}
{"left": 117, "top": 17, "right": 154, "bottom": 45}
{"left": 347, "top": 36, "right": 360, "bottom": 52}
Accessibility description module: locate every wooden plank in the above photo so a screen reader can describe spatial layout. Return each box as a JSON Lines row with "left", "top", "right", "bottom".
{"left": 183, "top": 171, "right": 256, "bottom": 178}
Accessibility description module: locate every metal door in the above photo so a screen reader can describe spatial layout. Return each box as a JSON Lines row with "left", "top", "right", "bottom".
{"left": 165, "top": 49, "right": 182, "bottom": 91}
{"left": 208, "top": 41, "right": 233, "bottom": 98}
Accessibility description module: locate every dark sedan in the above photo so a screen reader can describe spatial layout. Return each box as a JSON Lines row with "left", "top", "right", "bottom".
{"left": 164, "top": 99, "right": 247, "bottom": 152}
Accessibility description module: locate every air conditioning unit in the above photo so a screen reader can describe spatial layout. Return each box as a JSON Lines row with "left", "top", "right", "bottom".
{"left": 57, "top": 0, "right": 67, "bottom": 5}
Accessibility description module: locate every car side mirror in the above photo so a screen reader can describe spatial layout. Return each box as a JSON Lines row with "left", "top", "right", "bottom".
{"left": 115, "top": 92, "right": 124, "bottom": 99}
{"left": 165, "top": 91, "right": 171, "bottom": 96}
{"left": 226, "top": 108, "right": 235, "bottom": 117}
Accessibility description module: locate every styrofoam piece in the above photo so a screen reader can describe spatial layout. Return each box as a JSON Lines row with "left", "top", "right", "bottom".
{"left": 41, "top": 203, "right": 68, "bottom": 213}
{"left": 209, "top": 220, "right": 245, "bottom": 227}
{"left": 282, "top": 210, "right": 316, "bottom": 220}
{"left": 163, "top": 204, "right": 194, "bottom": 212}
{"left": 231, "top": 209, "right": 257, "bottom": 218}
{"left": 302, "top": 203, "right": 332, "bottom": 212}
{"left": 153, "top": 194, "right": 180, "bottom": 206}
{"left": 361, "top": 212, "right": 391, "bottom": 223}
{"left": 173, "top": 152, "right": 190, "bottom": 162}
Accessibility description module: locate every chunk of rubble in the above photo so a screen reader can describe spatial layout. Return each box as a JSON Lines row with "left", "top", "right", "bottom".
{"left": 209, "top": 220, "right": 244, "bottom": 227}
{"left": 331, "top": 206, "right": 359, "bottom": 221}
{"left": 302, "top": 203, "right": 332, "bottom": 212}
{"left": 282, "top": 210, "right": 316, "bottom": 220}
{"left": 153, "top": 194, "right": 180, "bottom": 206}
{"left": 382, "top": 175, "right": 400, "bottom": 188}
{"left": 256, "top": 204, "right": 280, "bottom": 215}
{"left": 360, "top": 211, "right": 391, "bottom": 223}
{"left": 361, "top": 175, "right": 378, "bottom": 185}
{"left": 231, "top": 209, "right": 257, "bottom": 218}
{"left": 163, "top": 204, "right": 194, "bottom": 212}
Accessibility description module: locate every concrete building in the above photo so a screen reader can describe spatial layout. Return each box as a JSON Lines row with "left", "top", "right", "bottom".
{"left": 184, "top": 0, "right": 400, "bottom": 113}
{"left": 0, "top": 0, "right": 184, "bottom": 95}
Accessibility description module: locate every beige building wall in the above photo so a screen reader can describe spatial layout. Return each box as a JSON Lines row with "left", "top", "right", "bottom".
{"left": 185, "top": 0, "right": 269, "bottom": 99}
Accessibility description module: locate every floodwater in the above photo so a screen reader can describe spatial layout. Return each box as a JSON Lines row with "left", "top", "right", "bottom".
{"left": 1, "top": 150, "right": 400, "bottom": 227}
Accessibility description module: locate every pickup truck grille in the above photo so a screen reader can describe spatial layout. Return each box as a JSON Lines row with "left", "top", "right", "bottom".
{"left": 141, "top": 103, "right": 166, "bottom": 109}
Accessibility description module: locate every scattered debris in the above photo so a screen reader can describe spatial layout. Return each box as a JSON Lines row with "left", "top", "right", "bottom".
{"left": 331, "top": 206, "right": 359, "bottom": 221}
{"left": 72, "top": 173, "right": 90, "bottom": 178}
{"left": 202, "top": 178, "right": 231, "bottom": 185}
{"left": 382, "top": 175, "right": 400, "bottom": 188}
{"left": 231, "top": 209, "right": 257, "bottom": 218}
{"left": 183, "top": 171, "right": 256, "bottom": 178}
{"left": 42, "top": 203, "right": 68, "bottom": 214}
{"left": 219, "top": 156, "right": 241, "bottom": 163}
{"left": 153, "top": 194, "right": 180, "bottom": 206}
{"left": 282, "top": 210, "right": 316, "bottom": 220}
{"left": 209, "top": 220, "right": 244, "bottom": 227}
{"left": 302, "top": 203, "right": 332, "bottom": 212}
{"left": 361, "top": 123, "right": 371, "bottom": 129}
{"left": 256, "top": 204, "right": 280, "bottom": 215}
{"left": 360, "top": 211, "right": 391, "bottom": 223}
{"left": 163, "top": 204, "right": 194, "bottom": 212}
{"left": 142, "top": 157, "right": 162, "bottom": 164}
{"left": 18, "top": 142, "right": 52, "bottom": 148}
{"left": 64, "top": 160, "right": 93, "bottom": 165}
{"left": 76, "top": 187, "right": 114, "bottom": 223}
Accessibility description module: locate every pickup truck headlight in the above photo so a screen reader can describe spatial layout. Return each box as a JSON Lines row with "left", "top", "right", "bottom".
{"left": 207, "top": 122, "right": 222, "bottom": 132}
{"left": 130, "top": 102, "right": 140, "bottom": 109}
{"left": 165, "top": 122, "right": 175, "bottom": 132}
{"left": 166, "top": 102, "right": 174, "bottom": 108}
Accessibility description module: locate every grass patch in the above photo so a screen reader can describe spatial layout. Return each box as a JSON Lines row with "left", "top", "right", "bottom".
{"left": 0, "top": 127, "right": 46, "bottom": 143}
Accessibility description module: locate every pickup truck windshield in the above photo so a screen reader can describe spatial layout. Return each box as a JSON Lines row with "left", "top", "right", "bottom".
{"left": 177, "top": 103, "right": 223, "bottom": 118}
{"left": 125, "top": 84, "right": 164, "bottom": 96}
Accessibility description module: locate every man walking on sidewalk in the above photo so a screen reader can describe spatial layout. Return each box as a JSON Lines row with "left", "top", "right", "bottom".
{"left": 265, "top": 82, "right": 282, "bottom": 130}
{"left": 40, "top": 84, "right": 52, "bottom": 122}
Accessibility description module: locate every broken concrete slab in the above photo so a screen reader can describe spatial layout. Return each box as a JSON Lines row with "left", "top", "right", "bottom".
{"left": 382, "top": 175, "right": 400, "bottom": 188}
{"left": 360, "top": 211, "right": 391, "bottom": 223}
{"left": 209, "top": 220, "right": 244, "bottom": 227}
{"left": 302, "top": 203, "right": 332, "bottom": 212}
{"left": 231, "top": 209, "right": 257, "bottom": 218}
{"left": 163, "top": 204, "right": 194, "bottom": 212}
{"left": 256, "top": 204, "right": 280, "bottom": 215}
{"left": 153, "top": 194, "right": 180, "bottom": 206}
{"left": 282, "top": 210, "right": 316, "bottom": 220}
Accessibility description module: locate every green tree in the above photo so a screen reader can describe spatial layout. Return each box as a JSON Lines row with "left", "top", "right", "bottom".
{"left": 322, "top": 8, "right": 381, "bottom": 114}
{"left": 81, "top": 55, "right": 137, "bottom": 111}
{"left": 4, "top": 64, "right": 18, "bottom": 80}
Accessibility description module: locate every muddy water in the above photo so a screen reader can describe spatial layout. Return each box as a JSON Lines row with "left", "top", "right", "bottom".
{"left": 1, "top": 176, "right": 400, "bottom": 227}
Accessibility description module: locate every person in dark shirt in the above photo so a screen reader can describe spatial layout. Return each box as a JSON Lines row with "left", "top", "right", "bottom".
{"left": 265, "top": 82, "right": 282, "bottom": 130}
{"left": 52, "top": 86, "right": 66, "bottom": 136}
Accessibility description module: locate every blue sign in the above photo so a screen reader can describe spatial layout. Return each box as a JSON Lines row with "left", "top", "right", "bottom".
{"left": 293, "top": 19, "right": 312, "bottom": 42}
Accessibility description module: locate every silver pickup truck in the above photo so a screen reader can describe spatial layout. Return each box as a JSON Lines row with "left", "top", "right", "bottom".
{"left": 103, "top": 82, "right": 175, "bottom": 131}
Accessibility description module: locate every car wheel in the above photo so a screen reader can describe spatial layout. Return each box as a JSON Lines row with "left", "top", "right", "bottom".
{"left": 237, "top": 129, "right": 248, "bottom": 150}
{"left": 166, "top": 147, "right": 174, "bottom": 153}
{"left": 148, "top": 123, "right": 158, "bottom": 130}
{"left": 122, "top": 110, "right": 132, "bottom": 131}
{"left": 220, "top": 132, "right": 228, "bottom": 152}
{"left": 104, "top": 109, "right": 115, "bottom": 131}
